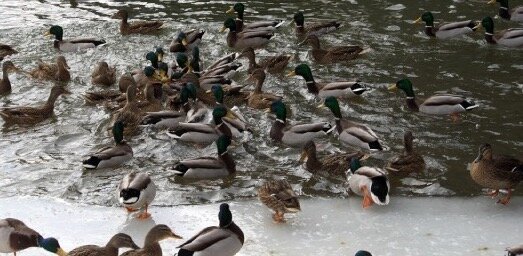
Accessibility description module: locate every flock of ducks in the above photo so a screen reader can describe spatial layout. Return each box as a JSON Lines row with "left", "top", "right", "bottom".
{"left": 1, "top": 1, "right": 523, "bottom": 255}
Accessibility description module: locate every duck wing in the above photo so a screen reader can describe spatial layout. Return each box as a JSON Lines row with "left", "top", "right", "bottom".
{"left": 178, "top": 227, "right": 232, "bottom": 252}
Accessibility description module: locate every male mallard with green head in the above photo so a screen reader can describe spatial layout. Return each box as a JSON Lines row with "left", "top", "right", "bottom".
{"left": 480, "top": 16, "right": 523, "bottom": 47}
{"left": 0, "top": 85, "right": 70, "bottom": 125}
{"left": 386, "top": 131, "right": 425, "bottom": 173}
{"left": 91, "top": 61, "right": 116, "bottom": 86}
{"left": 83, "top": 120, "right": 133, "bottom": 169}
{"left": 414, "top": 12, "right": 480, "bottom": 39}
{"left": 300, "top": 35, "right": 364, "bottom": 63}
{"left": 470, "top": 144, "right": 523, "bottom": 205}
{"left": 68, "top": 233, "right": 139, "bottom": 256}
{"left": 209, "top": 84, "right": 250, "bottom": 139}
{"left": 30, "top": 55, "right": 71, "bottom": 82}
{"left": 117, "top": 171, "right": 156, "bottom": 219}
{"left": 269, "top": 100, "right": 334, "bottom": 148}
{"left": 238, "top": 47, "right": 291, "bottom": 74}
{"left": 389, "top": 78, "right": 479, "bottom": 119}
{"left": 111, "top": 9, "right": 163, "bottom": 35}
{"left": 288, "top": 64, "right": 369, "bottom": 98}
{"left": 177, "top": 203, "right": 244, "bottom": 256}
{"left": 0, "top": 218, "right": 67, "bottom": 256}
{"left": 226, "top": 2, "right": 284, "bottom": 32}
{"left": 320, "top": 96, "right": 383, "bottom": 151}
{"left": 171, "top": 135, "right": 236, "bottom": 179}
{"left": 246, "top": 69, "right": 282, "bottom": 109}
{"left": 121, "top": 225, "right": 183, "bottom": 256}
{"left": 293, "top": 11, "right": 341, "bottom": 38}
{"left": 258, "top": 179, "right": 301, "bottom": 223}
{"left": 347, "top": 158, "right": 390, "bottom": 208}
{"left": 220, "top": 18, "right": 274, "bottom": 50}
{"left": 46, "top": 25, "right": 106, "bottom": 52}
{"left": 488, "top": 0, "right": 523, "bottom": 22}
{"left": 0, "top": 61, "right": 20, "bottom": 95}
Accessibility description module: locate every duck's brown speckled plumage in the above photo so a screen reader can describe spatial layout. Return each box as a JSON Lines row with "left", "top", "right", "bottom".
{"left": 302, "top": 35, "right": 363, "bottom": 64}
{"left": 258, "top": 179, "right": 301, "bottom": 223}
{"left": 112, "top": 10, "right": 163, "bottom": 35}
{"left": 30, "top": 56, "right": 71, "bottom": 82}
{"left": 120, "top": 225, "right": 182, "bottom": 256}
{"left": 238, "top": 47, "right": 291, "bottom": 74}
{"left": 91, "top": 61, "right": 116, "bottom": 86}
{"left": 68, "top": 233, "right": 139, "bottom": 256}
{"left": 300, "top": 141, "right": 366, "bottom": 179}
{"left": 386, "top": 131, "right": 425, "bottom": 173}
{"left": 247, "top": 69, "right": 281, "bottom": 109}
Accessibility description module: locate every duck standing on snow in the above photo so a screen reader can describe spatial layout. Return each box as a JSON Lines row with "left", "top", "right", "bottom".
{"left": 347, "top": 158, "right": 390, "bottom": 208}
{"left": 258, "top": 179, "right": 301, "bottom": 223}
{"left": 117, "top": 172, "right": 156, "bottom": 219}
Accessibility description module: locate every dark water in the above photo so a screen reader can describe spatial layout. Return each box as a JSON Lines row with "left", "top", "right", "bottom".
{"left": 0, "top": 0, "right": 521, "bottom": 206}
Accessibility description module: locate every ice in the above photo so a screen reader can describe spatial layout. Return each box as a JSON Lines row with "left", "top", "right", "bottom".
{"left": 0, "top": 196, "right": 522, "bottom": 256}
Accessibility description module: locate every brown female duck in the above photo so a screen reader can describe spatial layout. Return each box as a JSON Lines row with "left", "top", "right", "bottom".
{"left": 91, "top": 61, "right": 116, "bottom": 86}
{"left": 111, "top": 10, "right": 163, "bottom": 35}
{"left": 238, "top": 47, "right": 291, "bottom": 74}
{"left": 0, "top": 61, "right": 20, "bottom": 95}
{"left": 300, "top": 35, "right": 364, "bottom": 64}
{"left": 470, "top": 144, "right": 523, "bottom": 205}
{"left": 29, "top": 55, "right": 71, "bottom": 82}
{"left": 0, "top": 85, "right": 70, "bottom": 125}
{"left": 111, "top": 83, "right": 142, "bottom": 136}
{"left": 120, "top": 225, "right": 182, "bottom": 256}
{"left": 246, "top": 69, "right": 282, "bottom": 109}
{"left": 293, "top": 11, "right": 341, "bottom": 38}
{"left": 68, "top": 233, "right": 139, "bottom": 256}
{"left": 386, "top": 131, "right": 425, "bottom": 173}
{"left": 258, "top": 179, "right": 301, "bottom": 223}
{"left": 0, "top": 44, "right": 17, "bottom": 61}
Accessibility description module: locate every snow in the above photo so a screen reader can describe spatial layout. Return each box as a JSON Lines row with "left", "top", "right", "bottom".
{"left": 1, "top": 196, "right": 522, "bottom": 256}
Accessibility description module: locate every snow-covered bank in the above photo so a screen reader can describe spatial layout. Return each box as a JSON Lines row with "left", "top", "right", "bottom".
{"left": 1, "top": 196, "right": 522, "bottom": 256}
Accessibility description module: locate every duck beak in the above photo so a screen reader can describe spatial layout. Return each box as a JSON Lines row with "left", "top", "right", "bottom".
{"left": 44, "top": 31, "right": 51, "bottom": 37}
{"left": 414, "top": 17, "right": 422, "bottom": 24}
{"left": 317, "top": 103, "right": 326, "bottom": 109}
{"left": 487, "top": 0, "right": 496, "bottom": 4}
{"left": 170, "top": 232, "right": 183, "bottom": 239}
{"left": 205, "top": 89, "right": 212, "bottom": 93}
{"left": 226, "top": 6, "right": 235, "bottom": 14}
{"left": 56, "top": 248, "right": 68, "bottom": 256}
{"left": 286, "top": 71, "right": 296, "bottom": 77}
{"left": 472, "top": 23, "right": 481, "bottom": 31}
{"left": 299, "top": 151, "right": 308, "bottom": 163}
{"left": 264, "top": 108, "right": 271, "bottom": 113}
{"left": 387, "top": 84, "right": 397, "bottom": 91}
{"left": 219, "top": 26, "right": 227, "bottom": 33}
{"left": 182, "top": 38, "right": 188, "bottom": 46}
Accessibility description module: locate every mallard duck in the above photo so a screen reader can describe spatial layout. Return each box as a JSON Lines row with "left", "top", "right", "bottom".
{"left": 46, "top": 25, "right": 106, "bottom": 51}
{"left": 355, "top": 250, "right": 373, "bottom": 256}
{"left": 29, "top": 55, "right": 70, "bottom": 82}
{"left": 111, "top": 10, "right": 163, "bottom": 35}
{"left": 169, "top": 30, "right": 205, "bottom": 53}
{"left": 300, "top": 35, "right": 364, "bottom": 63}
{"left": 226, "top": 3, "right": 284, "bottom": 32}
{"left": 166, "top": 106, "right": 233, "bottom": 146}
{"left": 269, "top": 100, "right": 334, "bottom": 148}
{"left": 84, "top": 73, "right": 133, "bottom": 106}
{"left": 488, "top": 0, "right": 523, "bottom": 22}
{"left": 112, "top": 76, "right": 147, "bottom": 136}
{"left": 137, "top": 82, "right": 163, "bottom": 113}
{"left": 293, "top": 11, "right": 341, "bottom": 38}
{"left": 414, "top": 12, "right": 480, "bottom": 39}
{"left": 220, "top": 18, "right": 274, "bottom": 50}
{"left": 171, "top": 135, "right": 235, "bottom": 179}
{"left": 347, "top": 158, "right": 390, "bottom": 208}
{"left": 507, "top": 244, "right": 523, "bottom": 256}
{"left": 386, "top": 131, "right": 425, "bottom": 173}
{"left": 300, "top": 140, "right": 366, "bottom": 178}
{"left": 121, "top": 225, "right": 182, "bottom": 256}
{"left": 470, "top": 143, "right": 523, "bottom": 205}
{"left": 177, "top": 203, "right": 244, "bottom": 256}
{"left": 480, "top": 16, "right": 523, "bottom": 47}
{"left": 0, "top": 61, "right": 20, "bottom": 95}
{"left": 83, "top": 120, "right": 133, "bottom": 169}
{"left": 0, "top": 85, "right": 70, "bottom": 125}
{"left": 0, "top": 43, "right": 17, "bottom": 61}
{"left": 258, "top": 179, "right": 301, "bottom": 223}
{"left": 238, "top": 47, "right": 291, "bottom": 74}
{"left": 320, "top": 96, "right": 383, "bottom": 151}
{"left": 117, "top": 171, "right": 156, "bottom": 219}
{"left": 0, "top": 218, "right": 67, "bottom": 256}
{"left": 385, "top": 131, "right": 425, "bottom": 173}
{"left": 208, "top": 82, "right": 248, "bottom": 107}
{"left": 246, "top": 69, "right": 282, "bottom": 109}
{"left": 209, "top": 84, "right": 250, "bottom": 138}
{"left": 68, "top": 233, "right": 139, "bottom": 256}
{"left": 91, "top": 61, "right": 116, "bottom": 86}
{"left": 389, "top": 78, "right": 479, "bottom": 118}
{"left": 288, "top": 64, "right": 369, "bottom": 98}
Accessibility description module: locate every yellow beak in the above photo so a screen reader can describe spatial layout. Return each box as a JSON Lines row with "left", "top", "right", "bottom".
{"left": 219, "top": 26, "right": 226, "bottom": 33}
{"left": 226, "top": 6, "right": 235, "bottom": 14}
{"left": 299, "top": 151, "right": 308, "bottom": 163}
{"left": 205, "top": 89, "right": 212, "bottom": 93}
{"left": 472, "top": 23, "right": 481, "bottom": 31}
{"left": 44, "top": 31, "right": 51, "bottom": 36}
{"left": 286, "top": 71, "right": 296, "bottom": 77}
{"left": 414, "top": 17, "right": 422, "bottom": 24}
{"left": 387, "top": 84, "right": 397, "bottom": 91}
{"left": 182, "top": 38, "right": 188, "bottom": 46}
{"left": 264, "top": 108, "right": 271, "bottom": 113}
{"left": 487, "top": 0, "right": 496, "bottom": 4}
{"left": 56, "top": 248, "right": 68, "bottom": 256}
{"left": 317, "top": 103, "right": 326, "bottom": 109}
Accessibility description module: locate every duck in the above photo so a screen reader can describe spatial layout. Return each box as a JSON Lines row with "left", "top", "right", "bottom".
{"left": 355, "top": 250, "right": 373, "bottom": 256}
{"left": 169, "top": 30, "right": 205, "bottom": 53}
{"left": 112, "top": 79, "right": 146, "bottom": 136}
{"left": 0, "top": 61, "right": 20, "bottom": 95}
{"left": 91, "top": 61, "right": 116, "bottom": 86}
{"left": 246, "top": 69, "right": 282, "bottom": 109}
{"left": 288, "top": 64, "right": 370, "bottom": 98}
{"left": 209, "top": 84, "right": 250, "bottom": 138}
{"left": 0, "top": 43, "right": 17, "bottom": 61}
{"left": 220, "top": 18, "right": 274, "bottom": 50}
{"left": 171, "top": 135, "right": 236, "bottom": 179}
{"left": 166, "top": 106, "right": 233, "bottom": 146}
{"left": 385, "top": 131, "right": 425, "bottom": 173}
{"left": 137, "top": 81, "right": 164, "bottom": 113}
{"left": 299, "top": 35, "right": 364, "bottom": 63}
{"left": 470, "top": 143, "right": 523, "bottom": 205}
{"left": 82, "top": 120, "right": 133, "bottom": 169}
{"left": 111, "top": 9, "right": 163, "bottom": 35}
{"left": 209, "top": 82, "right": 248, "bottom": 107}
{"left": 507, "top": 244, "right": 523, "bottom": 256}
{"left": 0, "top": 85, "right": 70, "bottom": 125}
{"left": 0, "top": 218, "right": 67, "bottom": 256}
{"left": 68, "top": 233, "right": 139, "bottom": 256}
{"left": 269, "top": 100, "right": 334, "bottom": 148}
{"left": 347, "top": 158, "right": 390, "bottom": 208}
{"left": 117, "top": 171, "right": 156, "bottom": 219}
{"left": 84, "top": 73, "right": 133, "bottom": 106}
{"left": 238, "top": 47, "right": 291, "bottom": 74}
{"left": 121, "top": 225, "right": 183, "bottom": 256}
{"left": 293, "top": 11, "right": 342, "bottom": 38}
{"left": 29, "top": 55, "right": 71, "bottom": 82}
{"left": 414, "top": 11, "right": 480, "bottom": 39}
{"left": 480, "top": 16, "right": 523, "bottom": 48}
{"left": 46, "top": 25, "right": 106, "bottom": 52}
{"left": 226, "top": 2, "right": 284, "bottom": 32}
{"left": 177, "top": 203, "right": 244, "bottom": 256}
{"left": 300, "top": 140, "right": 366, "bottom": 179}
{"left": 488, "top": 0, "right": 523, "bottom": 22}
{"left": 389, "top": 78, "right": 479, "bottom": 119}
{"left": 258, "top": 179, "right": 301, "bottom": 223}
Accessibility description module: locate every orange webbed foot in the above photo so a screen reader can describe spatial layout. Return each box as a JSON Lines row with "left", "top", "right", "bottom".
{"left": 361, "top": 186, "right": 374, "bottom": 209}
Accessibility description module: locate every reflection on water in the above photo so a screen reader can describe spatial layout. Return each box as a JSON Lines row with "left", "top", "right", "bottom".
{"left": 0, "top": 0, "right": 521, "bottom": 206}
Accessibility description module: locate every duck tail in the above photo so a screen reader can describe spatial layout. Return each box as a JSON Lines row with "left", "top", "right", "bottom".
{"left": 461, "top": 100, "right": 479, "bottom": 111}
{"left": 171, "top": 163, "right": 188, "bottom": 176}
{"left": 274, "top": 20, "right": 285, "bottom": 28}
{"left": 82, "top": 156, "right": 100, "bottom": 169}
{"left": 368, "top": 140, "right": 383, "bottom": 151}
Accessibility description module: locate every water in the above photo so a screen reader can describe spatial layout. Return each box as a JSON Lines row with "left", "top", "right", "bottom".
{"left": 0, "top": 0, "right": 522, "bottom": 206}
